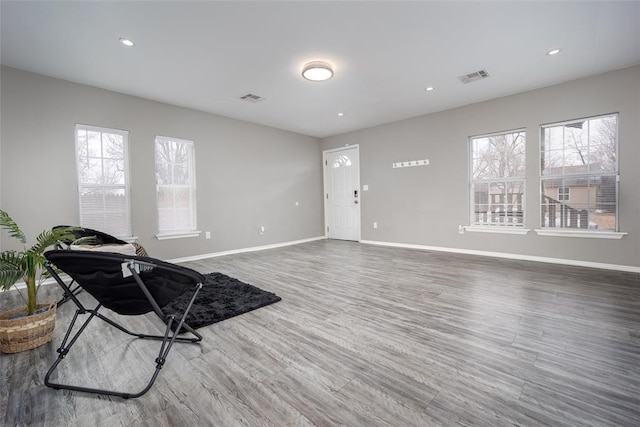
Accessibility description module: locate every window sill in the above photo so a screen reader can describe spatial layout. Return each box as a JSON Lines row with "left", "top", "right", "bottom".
{"left": 534, "top": 229, "right": 627, "bottom": 239}
{"left": 464, "top": 226, "right": 530, "bottom": 235}
{"left": 121, "top": 236, "right": 139, "bottom": 243}
{"left": 155, "top": 231, "right": 202, "bottom": 241}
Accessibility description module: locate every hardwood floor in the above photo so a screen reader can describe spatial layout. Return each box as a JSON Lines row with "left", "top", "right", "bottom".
{"left": 1, "top": 240, "right": 639, "bottom": 426}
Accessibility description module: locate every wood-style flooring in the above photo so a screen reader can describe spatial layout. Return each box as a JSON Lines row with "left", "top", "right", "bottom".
{"left": 1, "top": 240, "right": 639, "bottom": 426}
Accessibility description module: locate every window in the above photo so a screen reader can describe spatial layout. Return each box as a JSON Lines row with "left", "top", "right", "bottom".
{"left": 557, "top": 187, "right": 570, "bottom": 201}
{"left": 470, "top": 129, "right": 526, "bottom": 227}
{"left": 155, "top": 136, "right": 197, "bottom": 236}
{"left": 332, "top": 154, "right": 352, "bottom": 168}
{"left": 75, "top": 124, "right": 131, "bottom": 238}
{"left": 540, "top": 114, "right": 618, "bottom": 231}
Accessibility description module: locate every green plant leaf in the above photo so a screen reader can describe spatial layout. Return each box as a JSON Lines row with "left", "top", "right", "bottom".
{"left": 71, "top": 235, "right": 99, "bottom": 246}
{"left": 0, "top": 251, "right": 25, "bottom": 290}
{"left": 32, "top": 227, "right": 81, "bottom": 255}
{"left": 0, "top": 214, "right": 81, "bottom": 310}
{"left": 0, "top": 210, "right": 26, "bottom": 244}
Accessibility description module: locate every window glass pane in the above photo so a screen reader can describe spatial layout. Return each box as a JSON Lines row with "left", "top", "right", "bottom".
{"left": 103, "top": 159, "right": 125, "bottom": 184}
{"left": 588, "top": 144, "right": 616, "bottom": 174}
{"left": 172, "top": 164, "right": 190, "bottom": 185}
{"left": 87, "top": 131, "right": 102, "bottom": 157}
{"left": 103, "top": 133, "right": 124, "bottom": 159}
{"left": 544, "top": 126, "right": 564, "bottom": 152}
{"left": 472, "top": 131, "right": 525, "bottom": 180}
{"left": 75, "top": 125, "right": 131, "bottom": 238}
{"left": 155, "top": 136, "right": 196, "bottom": 233}
{"left": 540, "top": 114, "right": 618, "bottom": 231}
{"left": 77, "top": 131, "right": 88, "bottom": 158}
{"left": 472, "top": 182, "right": 489, "bottom": 224}
{"left": 84, "top": 158, "right": 103, "bottom": 184}
{"left": 155, "top": 161, "right": 171, "bottom": 185}
{"left": 470, "top": 130, "right": 526, "bottom": 226}
{"left": 332, "top": 155, "right": 351, "bottom": 168}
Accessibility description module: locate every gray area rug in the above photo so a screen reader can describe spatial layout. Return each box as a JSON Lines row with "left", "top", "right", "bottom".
{"left": 162, "top": 272, "right": 281, "bottom": 329}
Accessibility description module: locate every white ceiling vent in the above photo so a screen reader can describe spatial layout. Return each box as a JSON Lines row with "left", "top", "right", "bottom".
{"left": 458, "top": 69, "right": 491, "bottom": 84}
{"left": 240, "top": 93, "right": 265, "bottom": 103}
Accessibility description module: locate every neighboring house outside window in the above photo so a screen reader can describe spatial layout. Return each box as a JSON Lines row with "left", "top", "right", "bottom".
{"left": 155, "top": 136, "right": 197, "bottom": 237}
{"left": 540, "top": 114, "right": 618, "bottom": 231}
{"left": 470, "top": 129, "right": 526, "bottom": 227}
{"left": 75, "top": 124, "right": 132, "bottom": 238}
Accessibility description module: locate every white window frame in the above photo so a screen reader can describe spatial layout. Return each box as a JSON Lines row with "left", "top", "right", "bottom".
{"left": 154, "top": 135, "right": 199, "bottom": 240}
{"left": 537, "top": 113, "right": 625, "bottom": 239}
{"left": 74, "top": 124, "right": 133, "bottom": 239}
{"left": 467, "top": 129, "right": 528, "bottom": 233}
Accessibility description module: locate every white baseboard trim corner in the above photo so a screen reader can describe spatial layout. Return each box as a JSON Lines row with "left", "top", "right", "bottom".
{"left": 359, "top": 240, "right": 640, "bottom": 273}
{"left": 168, "top": 236, "right": 327, "bottom": 264}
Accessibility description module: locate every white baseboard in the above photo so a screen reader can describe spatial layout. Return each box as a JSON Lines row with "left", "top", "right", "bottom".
{"left": 360, "top": 239, "right": 640, "bottom": 273}
{"left": 6, "top": 236, "right": 327, "bottom": 293}
{"left": 167, "top": 236, "right": 326, "bottom": 263}
{"left": 15, "top": 236, "right": 632, "bottom": 295}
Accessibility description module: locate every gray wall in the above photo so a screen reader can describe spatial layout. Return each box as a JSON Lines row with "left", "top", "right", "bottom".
{"left": 2, "top": 65, "right": 638, "bottom": 268}
{"left": 322, "top": 65, "right": 640, "bottom": 268}
{"left": 0, "top": 67, "right": 324, "bottom": 259}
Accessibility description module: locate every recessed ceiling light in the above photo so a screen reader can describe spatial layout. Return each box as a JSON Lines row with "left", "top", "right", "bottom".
{"left": 302, "top": 61, "right": 334, "bottom": 82}
{"left": 119, "top": 38, "right": 135, "bottom": 47}
{"left": 547, "top": 48, "right": 562, "bottom": 56}
{"left": 337, "top": 112, "right": 344, "bottom": 117}
{"left": 425, "top": 86, "right": 434, "bottom": 92}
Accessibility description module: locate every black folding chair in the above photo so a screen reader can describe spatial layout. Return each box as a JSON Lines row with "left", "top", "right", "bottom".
{"left": 52, "top": 226, "right": 130, "bottom": 306}
{"left": 44, "top": 250, "right": 204, "bottom": 399}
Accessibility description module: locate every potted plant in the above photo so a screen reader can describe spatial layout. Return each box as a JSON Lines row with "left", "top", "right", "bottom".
{"left": 0, "top": 210, "right": 76, "bottom": 353}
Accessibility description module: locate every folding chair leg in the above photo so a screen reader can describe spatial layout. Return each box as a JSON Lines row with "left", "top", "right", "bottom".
{"left": 57, "top": 283, "right": 83, "bottom": 306}
{"left": 43, "top": 259, "right": 204, "bottom": 399}
{"left": 45, "top": 287, "right": 202, "bottom": 399}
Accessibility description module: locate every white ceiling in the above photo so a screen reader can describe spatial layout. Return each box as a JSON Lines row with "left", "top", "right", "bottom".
{"left": 1, "top": 1, "right": 639, "bottom": 138}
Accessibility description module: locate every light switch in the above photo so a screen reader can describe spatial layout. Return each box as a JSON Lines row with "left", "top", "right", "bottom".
{"left": 363, "top": 185, "right": 369, "bottom": 191}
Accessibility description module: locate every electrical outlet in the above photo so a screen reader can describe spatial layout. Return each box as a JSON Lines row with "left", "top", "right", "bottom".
{"left": 205, "top": 231, "right": 211, "bottom": 239}
{"left": 373, "top": 222, "right": 378, "bottom": 229}
{"left": 458, "top": 225, "right": 465, "bottom": 234}
{"left": 259, "top": 226, "right": 265, "bottom": 235}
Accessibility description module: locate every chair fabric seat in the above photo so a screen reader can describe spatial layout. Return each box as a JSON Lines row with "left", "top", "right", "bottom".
{"left": 45, "top": 250, "right": 204, "bottom": 315}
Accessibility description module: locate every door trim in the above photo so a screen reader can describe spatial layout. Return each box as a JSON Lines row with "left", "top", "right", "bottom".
{"left": 322, "top": 145, "right": 361, "bottom": 241}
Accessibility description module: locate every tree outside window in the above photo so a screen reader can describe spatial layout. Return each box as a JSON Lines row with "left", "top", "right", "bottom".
{"left": 470, "top": 130, "right": 526, "bottom": 226}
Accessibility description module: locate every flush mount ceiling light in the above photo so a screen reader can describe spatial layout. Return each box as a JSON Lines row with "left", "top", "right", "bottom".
{"left": 547, "top": 48, "right": 562, "bottom": 56}
{"left": 425, "top": 86, "right": 434, "bottom": 92}
{"left": 119, "top": 38, "right": 135, "bottom": 47}
{"left": 302, "top": 61, "right": 333, "bottom": 82}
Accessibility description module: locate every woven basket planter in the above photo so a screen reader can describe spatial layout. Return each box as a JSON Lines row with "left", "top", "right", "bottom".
{"left": 0, "top": 302, "right": 56, "bottom": 354}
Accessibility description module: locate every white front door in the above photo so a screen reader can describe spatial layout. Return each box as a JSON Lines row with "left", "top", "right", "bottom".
{"left": 324, "top": 146, "right": 360, "bottom": 241}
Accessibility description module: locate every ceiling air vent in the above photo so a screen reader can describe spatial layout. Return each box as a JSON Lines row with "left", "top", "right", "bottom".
{"left": 458, "top": 69, "right": 491, "bottom": 84}
{"left": 240, "top": 93, "right": 265, "bottom": 103}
